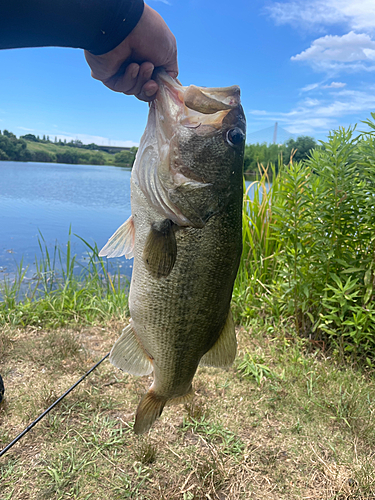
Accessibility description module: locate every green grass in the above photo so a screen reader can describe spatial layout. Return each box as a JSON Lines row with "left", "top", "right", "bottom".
{"left": 233, "top": 166, "right": 282, "bottom": 324}
{"left": 1, "top": 320, "right": 375, "bottom": 499}
{"left": 0, "top": 231, "right": 129, "bottom": 328}
{"left": 25, "top": 141, "right": 118, "bottom": 165}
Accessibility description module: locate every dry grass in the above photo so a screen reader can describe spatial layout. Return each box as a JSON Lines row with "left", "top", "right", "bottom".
{"left": 1, "top": 320, "right": 375, "bottom": 499}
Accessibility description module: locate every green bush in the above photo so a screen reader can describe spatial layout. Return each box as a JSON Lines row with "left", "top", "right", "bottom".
{"left": 31, "top": 150, "right": 57, "bottom": 163}
{"left": 234, "top": 114, "right": 375, "bottom": 360}
{"left": 114, "top": 150, "right": 136, "bottom": 167}
{"left": 0, "top": 130, "right": 32, "bottom": 161}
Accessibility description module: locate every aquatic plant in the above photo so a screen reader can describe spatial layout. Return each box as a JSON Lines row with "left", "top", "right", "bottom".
{"left": 0, "top": 229, "right": 129, "bottom": 328}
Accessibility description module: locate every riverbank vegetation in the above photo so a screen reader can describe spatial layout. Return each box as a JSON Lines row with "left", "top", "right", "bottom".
{"left": 1, "top": 117, "right": 375, "bottom": 498}
{"left": 0, "top": 234, "right": 129, "bottom": 329}
{"left": 0, "top": 128, "right": 318, "bottom": 172}
{"left": 0, "top": 130, "right": 136, "bottom": 167}
{"left": 234, "top": 113, "right": 375, "bottom": 363}
{"left": 244, "top": 135, "right": 317, "bottom": 175}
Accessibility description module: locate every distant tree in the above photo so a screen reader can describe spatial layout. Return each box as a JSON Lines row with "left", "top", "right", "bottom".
{"left": 55, "top": 149, "right": 80, "bottom": 164}
{"left": 243, "top": 142, "right": 285, "bottom": 174}
{"left": 0, "top": 148, "right": 9, "bottom": 160}
{"left": 47, "top": 135, "right": 50, "bottom": 142}
{"left": 284, "top": 136, "right": 317, "bottom": 163}
{"left": 88, "top": 152, "right": 105, "bottom": 165}
{"left": 31, "top": 150, "right": 56, "bottom": 163}
{"left": 43, "top": 135, "right": 46, "bottom": 141}
{"left": 0, "top": 130, "right": 32, "bottom": 161}
{"left": 114, "top": 150, "right": 136, "bottom": 167}
{"left": 54, "top": 136, "right": 57, "bottom": 143}
{"left": 20, "top": 134, "right": 38, "bottom": 142}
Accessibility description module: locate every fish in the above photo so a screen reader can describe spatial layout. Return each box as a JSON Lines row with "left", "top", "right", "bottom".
{"left": 99, "top": 70, "right": 246, "bottom": 434}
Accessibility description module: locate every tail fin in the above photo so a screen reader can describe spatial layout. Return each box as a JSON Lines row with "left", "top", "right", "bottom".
{"left": 134, "top": 391, "right": 167, "bottom": 435}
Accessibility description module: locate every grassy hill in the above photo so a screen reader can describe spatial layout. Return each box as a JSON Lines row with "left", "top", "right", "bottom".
{"left": 25, "top": 140, "right": 135, "bottom": 167}
{"left": 0, "top": 129, "right": 136, "bottom": 167}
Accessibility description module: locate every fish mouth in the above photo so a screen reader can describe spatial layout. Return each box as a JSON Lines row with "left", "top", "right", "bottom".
{"left": 153, "top": 70, "right": 242, "bottom": 132}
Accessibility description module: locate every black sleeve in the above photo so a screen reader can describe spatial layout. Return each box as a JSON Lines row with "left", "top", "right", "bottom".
{"left": 0, "top": 0, "right": 144, "bottom": 55}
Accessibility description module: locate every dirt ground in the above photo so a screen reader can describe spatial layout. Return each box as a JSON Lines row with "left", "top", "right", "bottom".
{"left": 1, "top": 321, "right": 375, "bottom": 499}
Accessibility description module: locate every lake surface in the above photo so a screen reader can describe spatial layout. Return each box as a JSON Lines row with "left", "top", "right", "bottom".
{"left": 1, "top": 161, "right": 263, "bottom": 288}
{"left": 1, "top": 161, "right": 133, "bottom": 283}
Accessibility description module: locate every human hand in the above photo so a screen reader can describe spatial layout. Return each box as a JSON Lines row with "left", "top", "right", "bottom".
{"left": 84, "top": 4, "right": 178, "bottom": 102}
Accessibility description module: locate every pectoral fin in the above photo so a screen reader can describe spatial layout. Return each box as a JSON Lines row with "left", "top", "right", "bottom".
{"left": 199, "top": 309, "right": 237, "bottom": 368}
{"left": 99, "top": 216, "right": 135, "bottom": 259}
{"left": 110, "top": 322, "right": 153, "bottom": 376}
{"left": 143, "top": 219, "right": 177, "bottom": 279}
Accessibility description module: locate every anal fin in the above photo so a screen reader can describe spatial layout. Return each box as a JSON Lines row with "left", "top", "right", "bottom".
{"left": 143, "top": 219, "right": 177, "bottom": 278}
{"left": 199, "top": 309, "right": 237, "bottom": 368}
{"left": 165, "top": 385, "right": 194, "bottom": 407}
{"left": 110, "top": 322, "right": 153, "bottom": 376}
{"left": 99, "top": 216, "right": 135, "bottom": 259}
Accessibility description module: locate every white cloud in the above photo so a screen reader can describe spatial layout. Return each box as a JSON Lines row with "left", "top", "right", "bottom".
{"left": 247, "top": 86, "right": 375, "bottom": 135}
{"left": 266, "top": 0, "right": 375, "bottom": 32}
{"left": 304, "top": 98, "right": 320, "bottom": 107}
{"left": 292, "top": 32, "right": 375, "bottom": 62}
{"left": 363, "top": 48, "right": 375, "bottom": 60}
{"left": 50, "top": 132, "right": 139, "bottom": 147}
{"left": 266, "top": 1, "right": 344, "bottom": 31}
{"left": 248, "top": 110, "right": 268, "bottom": 115}
{"left": 291, "top": 31, "right": 375, "bottom": 71}
{"left": 301, "top": 83, "right": 320, "bottom": 92}
{"left": 322, "top": 81, "right": 346, "bottom": 88}
{"left": 15, "top": 128, "right": 139, "bottom": 147}
{"left": 17, "top": 126, "right": 35, "bottom": 132}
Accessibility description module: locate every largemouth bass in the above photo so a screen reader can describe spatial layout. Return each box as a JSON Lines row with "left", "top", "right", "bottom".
{"left": 100, "top": 71, "right": 245, "bottom": 434}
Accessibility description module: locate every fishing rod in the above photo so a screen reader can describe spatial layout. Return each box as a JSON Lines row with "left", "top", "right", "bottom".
{"left": 0, "top": 352, "right": 110, "bottom": 459}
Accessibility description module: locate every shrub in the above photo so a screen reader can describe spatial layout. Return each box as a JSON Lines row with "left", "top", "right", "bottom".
{"left": 234, "top": 114, "right": 375, "bottom": 360}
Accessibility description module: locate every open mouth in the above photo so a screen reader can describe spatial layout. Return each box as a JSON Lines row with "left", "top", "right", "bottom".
{"left": 154, "top": 70, "right": 242, "bottom": 131}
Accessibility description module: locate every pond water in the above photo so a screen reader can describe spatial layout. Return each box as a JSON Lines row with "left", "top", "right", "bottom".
{"left": 0, "top": 161, "right": 264, "bottom": 288}
{"left": 1, "top": 161, "right": 133, "bottom": 283}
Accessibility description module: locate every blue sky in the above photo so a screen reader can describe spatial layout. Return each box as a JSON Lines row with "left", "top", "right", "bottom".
{"left": 1, "top": 0, "right": 375, "bottom": 146}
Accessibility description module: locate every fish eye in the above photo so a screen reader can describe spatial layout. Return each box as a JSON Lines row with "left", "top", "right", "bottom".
{"left": 226, "top": 127, "right": 245, "bottom": 147}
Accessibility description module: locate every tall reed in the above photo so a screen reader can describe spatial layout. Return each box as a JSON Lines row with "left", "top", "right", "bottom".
{"left": 0, "top": 230, "right": 129, "bottom": 328}
{"left": 232, "top": 164, "right": 281, "bottom": 322}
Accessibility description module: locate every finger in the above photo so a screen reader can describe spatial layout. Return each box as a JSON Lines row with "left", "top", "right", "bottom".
{"left": 164, "top": 57, "right": 179, "bottom": 79}
{"left": 102, "top": 62, "right": 141, "bottom": 93}
{"left": 166, "top": 70, "right": 179, "bottom": 79}
{"left": 123, "top": 62, "right": 154, "bottom": 97}
{"left": 136, "top": 80, "right": 159, "bottom": 102}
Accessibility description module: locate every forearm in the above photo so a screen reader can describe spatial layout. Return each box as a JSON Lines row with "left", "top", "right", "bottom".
{"left": 0, "top": 0, "right": 144, "bottom": 54}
